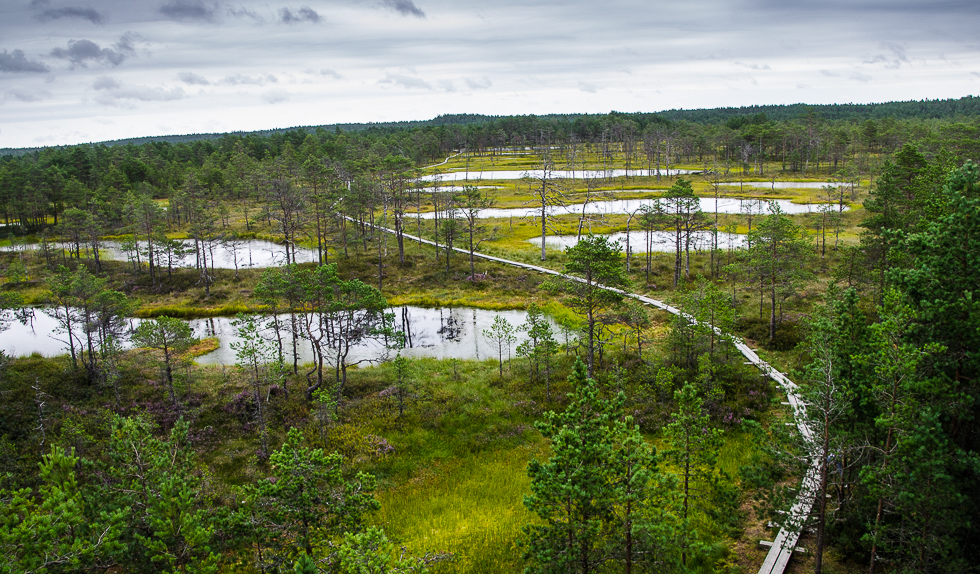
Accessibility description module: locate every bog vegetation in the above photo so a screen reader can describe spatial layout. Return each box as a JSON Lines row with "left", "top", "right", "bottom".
{"left": 1, "top": 103, "right": 979, "bottom": 573}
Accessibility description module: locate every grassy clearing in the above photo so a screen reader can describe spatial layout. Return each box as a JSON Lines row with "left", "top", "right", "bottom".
{"left": 374, "top": 443, "right": 545, "bottom": 574}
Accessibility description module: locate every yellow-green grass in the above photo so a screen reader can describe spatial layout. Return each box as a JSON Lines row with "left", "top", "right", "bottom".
{"left": 184, "top": 336, "right": 219, "bottom": 357}
{"left": 374, "top": 442, "right": 545, "bottom": 574}
{"left": 134, "top": 303, "right": 254, "bottom": 318}
{"left": 718, "top": 431, "right": 756, "bottom": 477}
{"left": 373, "top": 430, "right": 757, "bottom": 574}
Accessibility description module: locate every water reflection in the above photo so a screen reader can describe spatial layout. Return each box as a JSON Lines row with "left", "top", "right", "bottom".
{"left": 0, "top": 306, "right": 558, "bottom": 365}
{"left": 531, "top": 230, "right": 747, "bottom": 252}
{"left": 420, "top": 168, "right": 700, "bottom": 182}
{"left": 0, "top": 239, "right": 318, "bottom": 270}
{"left": 98, "top": 240, "right": 318, "bottom": 269}
{"left": 189, "top": 306, "right": 552, "bottom": 365}
{"left": 416, "top": 196, "right": 846, "bottom": 220}
{"left": 718, "top": 181, "right": 846, "bottom": 189}
{"left": 0, "top": 308, "right": 141, "bottom": 358}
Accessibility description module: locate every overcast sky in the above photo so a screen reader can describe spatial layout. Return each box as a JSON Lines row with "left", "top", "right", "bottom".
{"left": 0, "top": 0, "right": 978, "bottom": 148}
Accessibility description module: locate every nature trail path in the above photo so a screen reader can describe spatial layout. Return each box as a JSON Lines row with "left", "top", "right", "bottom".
{"left": 420, "top": 151, "right": 462, "bottom": 171}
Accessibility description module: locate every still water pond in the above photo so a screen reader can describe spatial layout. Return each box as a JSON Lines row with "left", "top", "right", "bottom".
{"left": 421, "top": 168, "right": 700, "bottom": 181}
{"left": 531, "top": 230, "right": 747, "bottom": 252}
{"left": 2, "top": 239, "right": 317, "bottom": 269}
{"left": 718, "top": 181, "right": 846, "bottom": 189}
{"left": 0, "top": 306, "right": 559, "bottom": 365}
{"left": 98, "top": 240, "right": 318, "bottom": 269}
{"left": 416, "top": 196, "right": 846, "bottom": 220}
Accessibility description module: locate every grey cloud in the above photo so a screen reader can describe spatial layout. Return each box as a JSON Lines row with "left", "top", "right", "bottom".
{"left": 578, "top": 81, "right": 597, "bottom": 93}
{"left": 751, "top": 0, "right": 980, "bottom": 15}
{"left": 228, "top": 6, "right": 262, "bottom": 21}
{"left": 820, "top": 69, "right": 840, "bottom": 77}
{"left": 863, "top": 42, "right": 909, "bottom": 69}
{"left": 850, "top": 73, "right": 873, "bottom": 82}
{"left": 797, "top": 84, "right": 810, "bottom": 89}
{"left": 972, "top": 72, "right": 980, "bottom": 78}
{"left": 36, "top": 6, "right": 106, "bottom": 25}
{"left": 93, "top": 76, "right": 120, "bottom": 90}
{"left": 735, "top": 62, "right": 770, "bottom": 70}
{"left": 380, "top": 0, "right": 425, "bottom": 18}
{"left": 438, "top": 80, "right": 455, "bottom": 92}
{"left": 6, "top": 87, "right": 52, "bottom": 102}
{"left": 319, "top": 68, "right": 341, "bottom": 79}
{"left": 51, "top": 39, "right": 126, "bottom": 66}
{"left": 178, "top": 71, "right": 209, "bottom": 85}
{"left": 0, "top": 49, "right": 50, "bottom": 73}
{"left": 114, "top": 32, "right": 141, "bottom": 55}
{"left": 280, "top": 6, "right": 321, "bottom": 24}
{"left": 159, "top": 0, "right": 217, "bottom": 22}
{"left": 92, "top": 79, "right": 185, "bottom": 106}
{"left": 378, "top": 73, "right": 431, "bottom": 90}
{"left": 464, "top": 76, "right": 492, "bottom": 89}
{"left": 220, "top": 73, "right": 277, "bottom": 85}
{"left": 30, "top": 0, "right": 51, "bottom": 7}
{"left": 262, "top": 89, "right": 289, "bottom": 104}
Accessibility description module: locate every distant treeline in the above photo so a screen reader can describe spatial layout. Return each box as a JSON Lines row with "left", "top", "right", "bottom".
{"left": 4, "top": 95, "right": 980, "bottom": 156}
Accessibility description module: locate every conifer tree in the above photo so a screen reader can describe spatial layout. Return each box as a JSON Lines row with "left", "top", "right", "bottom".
{"left": 523, "top": 359, "right": 671, "bottom": 573}
{"left": 523, "top": 359, "right": 621, "bottom": 573}
{"left": 245, "top": 427, "right": 379, "bottom": 569}
{"left": 664, "top": 382, "right": 721, "bottom": 568}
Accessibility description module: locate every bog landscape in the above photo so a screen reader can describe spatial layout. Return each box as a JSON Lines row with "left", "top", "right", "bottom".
{"left": 1, "top": 101, "right": 979, "bottom": 574}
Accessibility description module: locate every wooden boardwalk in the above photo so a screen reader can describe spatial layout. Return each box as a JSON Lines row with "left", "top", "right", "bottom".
{"left": 365, "top": 224, "right": 817, "bottom": 574}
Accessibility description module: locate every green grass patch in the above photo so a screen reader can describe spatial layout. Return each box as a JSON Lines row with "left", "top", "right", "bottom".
{"left": 134, "top": 303, "right": 252, "bottom": 318}
{"left": 374, "top": 442, "right": 545, "bottom": 574}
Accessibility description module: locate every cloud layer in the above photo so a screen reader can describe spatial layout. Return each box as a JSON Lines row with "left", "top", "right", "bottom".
{"left": 36, "top": 6, "right": 107, "bottom": 25}
{"left": 0, "top": 0, "right": 977, "bottom": 147}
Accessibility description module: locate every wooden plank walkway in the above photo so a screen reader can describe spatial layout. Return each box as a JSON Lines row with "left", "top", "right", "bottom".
{"left": 363, "top": 223, "right": 817, "bottom": 574}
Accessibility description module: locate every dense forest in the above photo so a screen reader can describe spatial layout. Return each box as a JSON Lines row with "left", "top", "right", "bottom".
{"left": 0, "top": 99, "right": 979, "bottom": 574}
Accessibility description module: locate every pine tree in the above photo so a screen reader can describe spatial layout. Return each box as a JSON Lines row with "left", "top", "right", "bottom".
{"left": 664, "top": 382, "right": 721, "bottom": 568}
{"left": 483, "top": 314, "right": 516, "bottom": 379}
{"left": 559, "top": 235, "right": 629, "bottom": 376}
{"left": 523, "top": 359, "right": 621, "bottom": 573}
{"left": 131, "top": 316, "right": 197, "bottom": 407}
{"left": 523, "top": 359, "right": 672, "bottom": 573}
{"left": 517, "top": 303, "right": 558, "bottom": 400}
{"left": 245, "top": 427, "right": 380, "bottom": 569}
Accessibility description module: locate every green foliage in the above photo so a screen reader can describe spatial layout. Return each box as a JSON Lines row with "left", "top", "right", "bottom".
{"left": 294, "top": 552, "right": 320, "bottom": 574}
{"left": 891, "top": 160, "right": 980, "bottom": 397}
{"left": 45, "top": 264, "right": 134, "bottom": 382}
{"left": 663, "top": 382, "right": 722, "bottom": 568}
{"left": 0, "top": 415, "right": 221, "bottom": 572}
{"left": 558, "top": 235, "right": 629, "bottom": 376}
{"left": 0, "top": 444, "right": 124, "bottom": 574}
{"left": 667, "top": 275, "right": 737, "bottom": 370}
{"left": 132, "top": 315, "right": 197, "bottom": 406}
{"left": 100, "top": 415, "right": 219, "bottom": 572}
{"left": 390, "top": 352, "right": 417, "bottom": 418}
{"left": 338, "top": 527, "right": 448, "bottom": 574}
{"left": 859, "top": 143, "right": 947, "bottom": 298}
{"left": 243, "top": 427, "right": 380, "bottom": 569}
{"left": 288, "top": 263, "right": 388, "bottom": 400}
{"left": 483, "top": 314, "right": 516, "bottom": 379}
{"left": 522, "top": 358, "right": 678, "bottom": 573}
{"left": 516, "top": 303, "right": 559, "bottom": 401}
{"left": 737, "top": 205, "right": 815, "bottom": 341}
{"left": 230, "top": 312, "right": 282, "bottom": 455}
